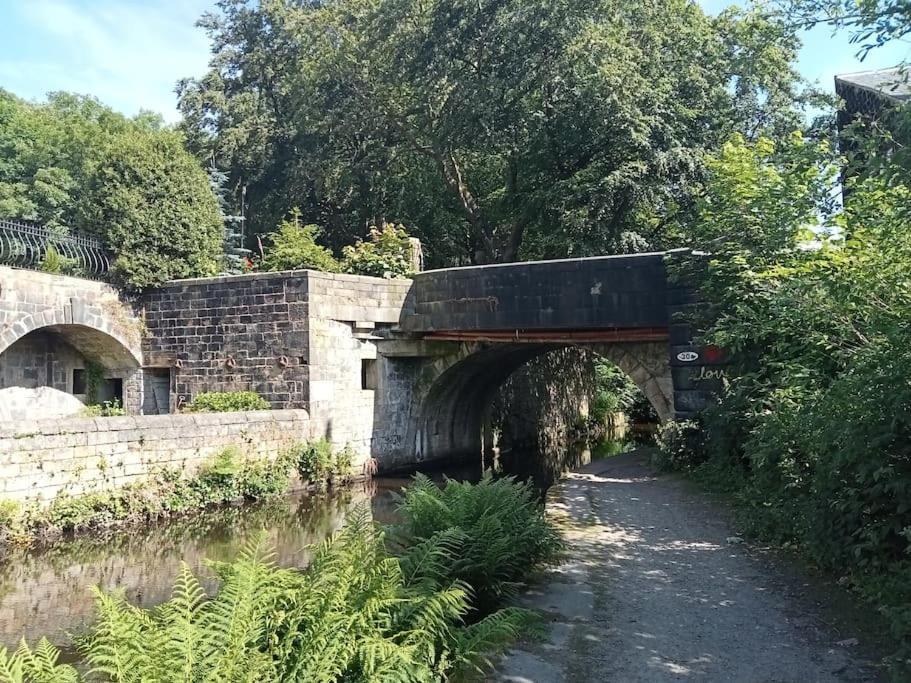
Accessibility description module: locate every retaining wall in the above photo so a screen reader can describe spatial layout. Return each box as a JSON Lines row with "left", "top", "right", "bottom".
{"left": 0, "top": 410, "right": 311, "bottom": 505}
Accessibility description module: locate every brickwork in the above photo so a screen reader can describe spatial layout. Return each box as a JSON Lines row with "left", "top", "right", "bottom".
{"left": 0, "top": 410, "right": 310, "bottom": 505}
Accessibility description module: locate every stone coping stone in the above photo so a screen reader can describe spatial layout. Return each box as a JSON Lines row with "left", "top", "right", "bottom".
{"left": 158, "top": 269, "right": 414, "bottom": 288}
{"left": 0, "top": 409, "right": 310, "bottom": 439}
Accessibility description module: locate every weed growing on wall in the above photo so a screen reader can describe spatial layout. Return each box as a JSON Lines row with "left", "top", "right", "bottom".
{"left": 290, "top": 439, "right": 355, "bottom": 489}
{"left": 82, "top": 399, "right": 126, "bottom": 417}
{"left": 184, "top": 391, "right": 270, "bottom": 413}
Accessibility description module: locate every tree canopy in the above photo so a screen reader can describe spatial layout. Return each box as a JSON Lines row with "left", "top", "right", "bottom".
{"left": 179, "top": 0, "right": 821, "bottom": 266}
{"left": 784, "top": 0, "right": 911, "bottom": 59}
{"left": 0, "top": 91, "right": 223, "bottom": 288}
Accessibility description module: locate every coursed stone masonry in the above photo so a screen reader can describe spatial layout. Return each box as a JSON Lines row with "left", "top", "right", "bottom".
{"left": 0, "top": 410, "right": 310, "bottom": 505}
{"left": 141, "top": 270, "right": 411, "bottom": 456}
{"left": 0, "top": 266, "right": 144, "bottom": 413}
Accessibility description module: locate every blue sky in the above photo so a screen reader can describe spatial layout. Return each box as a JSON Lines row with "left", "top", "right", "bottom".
{"left": 0, "top": 0, "right": 909, "bottom": 123}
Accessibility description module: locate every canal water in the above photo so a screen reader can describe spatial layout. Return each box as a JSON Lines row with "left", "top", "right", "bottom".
{"left": 0, "top": 477, "right": 412, "bottom": 651}
{"left": 0, "top": 444, "right": 585, "bottom": 654}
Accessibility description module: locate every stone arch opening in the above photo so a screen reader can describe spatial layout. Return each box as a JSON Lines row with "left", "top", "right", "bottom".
{"left": 409, "top": 341, "right": 672, "bottom": 467}
{"left": 0, "top": 323, "right": 141, "bottom": 419}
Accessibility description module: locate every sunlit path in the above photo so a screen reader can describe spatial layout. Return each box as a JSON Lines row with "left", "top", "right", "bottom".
{"left": 495, "top": 452, "right": 885, "bottom": 682}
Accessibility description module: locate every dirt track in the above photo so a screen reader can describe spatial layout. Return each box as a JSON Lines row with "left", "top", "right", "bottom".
{"left": 494, "top": 452, "right": 885, "bottom": 682}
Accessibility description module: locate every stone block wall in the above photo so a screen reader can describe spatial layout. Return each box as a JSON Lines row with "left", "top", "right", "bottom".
{"left": 0, "top": 267, "right": 145, "bottom": 415}
{"left": 400, "top": 253, "right": 670, "bottom": 333}
{"left": 0, "top": 410, "right": 311, "bottom": 505}
{"left": 0, "top": 331, "right": 83, "bottom": 392}
{"left": 305, "top": 272, "right": 412, "bottom": 457}
{"left": 141, "top": 270, "right": 411, "bottom": 458}
{"left": 141, "top": 272, "right": 311, "bottom": 410}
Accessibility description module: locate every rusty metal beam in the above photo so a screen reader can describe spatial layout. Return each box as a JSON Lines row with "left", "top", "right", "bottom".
{"left": 422, "top": 327, "right": 669, "bottom": 344}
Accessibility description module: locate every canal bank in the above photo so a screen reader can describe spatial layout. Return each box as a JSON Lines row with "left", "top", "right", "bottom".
{"left": 0, "top": 479, "right": 403, "bottom": 651}
{"left": 495, "top": 451, "right": 889, "bottom": 682}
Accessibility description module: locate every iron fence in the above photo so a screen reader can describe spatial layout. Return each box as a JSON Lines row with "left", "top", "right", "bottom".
{"left": 0, "top": 219, "right": 109, "bottom": 278}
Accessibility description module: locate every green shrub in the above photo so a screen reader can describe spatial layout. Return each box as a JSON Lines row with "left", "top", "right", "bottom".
{"left": 82, "top": 399, "right": 126, "bottom": 417}
{"left": 260, "top": 209, "right": 340, "bottom": 273}
{"left": 393, "top": 473, "right": 563, "bottom": 608}
{"left": 87, "top": 129, "right": 223, "bottom": 290}
{"left": 194, "top": 446, "right": 243, "bottom": 501}
{"left": 4, "top": 516, "right": 530, "bottom": 682}
{"left": 290, "top": 439, "right": 352, "bottom": 487}
{"left": 654, "top": 420, "right": 705, "bottom": 471}
{"left": 238, "top": 461, "right": 292, "bottom": 499}
{"left": 592, "top": 438, "right": 634, "bottom": 459}
{"left": 0, "top": 500, "right": 19, "bottom": 529}
{"left": 39, "top": 245, "right": 78, "bottom": 275}
{"left": 332, "top": 445, "right": 354, "bottom": 480}
{"left": 590, "top": 360, "right": 638, "bottom": 423}
{"left": 185, "top": 391, "right": 270, "bottom": 413}
{"left": 342, "top": 223, "right": 415, "bottom": 279}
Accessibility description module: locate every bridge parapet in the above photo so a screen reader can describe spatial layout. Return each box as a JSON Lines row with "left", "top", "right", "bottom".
{"left": 400, "top": 252, "right": 670, "bottom": 336}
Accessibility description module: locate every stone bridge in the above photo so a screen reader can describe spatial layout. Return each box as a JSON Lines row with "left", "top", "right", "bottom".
{"left": 371, "top": 251, "right": 720, "bottom": 468}
{"left": 0, "top": 251, "right": 718, "bottom": 472}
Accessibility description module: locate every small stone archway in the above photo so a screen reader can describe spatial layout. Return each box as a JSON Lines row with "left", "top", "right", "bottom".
{"left": 0, "top": 312, "right": 143, "bottom": 416}
{"left": 0, "top": 311, "right": 142, "bottom": 366}
{"left": 374, "top": 339, "right": 673, "bottom": 470}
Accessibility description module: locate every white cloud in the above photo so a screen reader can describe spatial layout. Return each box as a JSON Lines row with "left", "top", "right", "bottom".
{"left": 0, "top": 0, "right": 215, "bottom": 122}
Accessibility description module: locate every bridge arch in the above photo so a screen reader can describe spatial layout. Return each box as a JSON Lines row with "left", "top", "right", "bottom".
{"left": 391, "top": 340, "right": 672, "bottom": 466}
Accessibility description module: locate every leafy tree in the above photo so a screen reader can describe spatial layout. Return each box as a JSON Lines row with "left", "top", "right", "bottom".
{"left": 0, "top": 90, "right": 223, "bottom": 289}
{"left": 342, "top": 224, "right": 415, "bottom": 279}
{"left": 180, "top": 0, "right": 820, "bottom": 266}
{"left": 85, "top": 130, "right": 223, "bottom": 289}
{"left": 675, "top": 131, "right": 911, "bottom": 670}
{"left": 208, "top": 164, "right": 251, "bottom": 274}
{"left": 259, "top": 209, "right": 340, "bottom": 272}
{"left": 784, "top": 0, "right": 911, "bottom": 59}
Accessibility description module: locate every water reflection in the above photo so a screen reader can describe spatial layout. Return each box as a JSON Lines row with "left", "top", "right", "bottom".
{"left": 0, "top": 456, "right": 556, "bottom": 651}
{"left": 0, "top": 479, "right": 404, "bottom": 649}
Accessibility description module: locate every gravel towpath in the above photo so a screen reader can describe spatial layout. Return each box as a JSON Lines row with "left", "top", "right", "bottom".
{"left": 493, "top": 452, "right": 885, "bottom": 682}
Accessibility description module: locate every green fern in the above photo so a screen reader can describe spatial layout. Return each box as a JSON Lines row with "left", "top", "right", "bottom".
{"left": 393, "top": 472, "right": 563, "bottom": 609}
{"left": 0, "top": 639, "right": 79, "bottom": 683}
{"left": 8, "top": 475, "right": 558, "bottom": 682}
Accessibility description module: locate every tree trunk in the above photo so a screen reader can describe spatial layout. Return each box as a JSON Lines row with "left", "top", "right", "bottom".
{"left": 433, "top": 147, "right": 497, "bottom": 263}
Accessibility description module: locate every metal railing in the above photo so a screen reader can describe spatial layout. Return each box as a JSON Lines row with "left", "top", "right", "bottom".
{"left": 0, "top": 219, "right": 110, "bottom": 278}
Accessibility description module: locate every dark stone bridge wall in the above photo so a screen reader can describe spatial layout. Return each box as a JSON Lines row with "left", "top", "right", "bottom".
{"left": 141, "top": 271, "right": 410, "bottom": 410}
{"left": 400, "top": 252, "right": 670, "bottom": 333}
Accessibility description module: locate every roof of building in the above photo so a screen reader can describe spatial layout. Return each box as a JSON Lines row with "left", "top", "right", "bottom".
{"left": 835, "top": 66, "right": 911, "bottom": 104}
